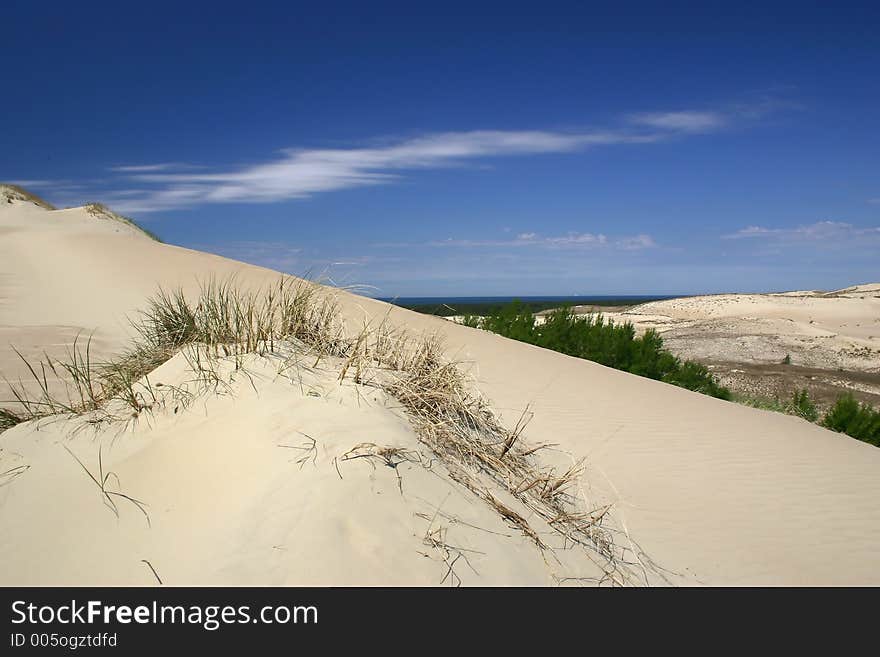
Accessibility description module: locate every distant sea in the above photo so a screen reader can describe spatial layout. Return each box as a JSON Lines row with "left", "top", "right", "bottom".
{"left": 380, "top": 295, "right": 676, "bottom": 306}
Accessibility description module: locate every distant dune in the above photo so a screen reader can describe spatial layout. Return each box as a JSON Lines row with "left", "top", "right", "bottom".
{"left": 607, "top": 286, "right": 880, "bottom": 371}
{"left": 2, "top": 186, "right": 880, "bottom": 586}
{"left": 596, "top": 288, "right": 880, "bottom": 407}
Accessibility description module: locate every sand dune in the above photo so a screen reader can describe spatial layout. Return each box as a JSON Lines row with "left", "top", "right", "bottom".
{"left": 591, "top": 288, "right": 880, "bottom": 407}
{"left": 2, "top": 188, "right": 880, "bottom": 586}
{"left": 605, "top": 289, "right": 880, "bottom": 372}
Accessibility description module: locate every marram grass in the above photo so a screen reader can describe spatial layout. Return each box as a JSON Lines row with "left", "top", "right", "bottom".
{"left": 1, "top": 276, "right": 652, "bottom": 585}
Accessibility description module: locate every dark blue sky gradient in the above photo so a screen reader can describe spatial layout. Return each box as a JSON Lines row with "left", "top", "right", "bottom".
{"left": 2, "top": 1, "right": 878, "bottom": 295}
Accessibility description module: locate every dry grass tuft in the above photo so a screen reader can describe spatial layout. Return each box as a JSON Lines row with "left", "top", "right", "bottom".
{"left": 1, "top": 277, "right": 344, "bottom": 428}
{"left": 0, "top": 463, "right": 30, "bottom": 487}
{"left": 0, "top": 407, "right": 25, "bottom": 433}
{"left": 0, "top": 184, "right": 57, "bottom": 210}
{"left": 340, "top": 442, "right": 427, "bottom": 495}
{"left": 418, "top": 518, "right": 482, "bottom": 587}
{"left": 64, "top": 445, "right": 150, "bottom": 526}
{"left": 83, "top": 203, "right": 163, "bottom": 242}
{"left": 341, "top": 320, "right": 648, "bottom": 584}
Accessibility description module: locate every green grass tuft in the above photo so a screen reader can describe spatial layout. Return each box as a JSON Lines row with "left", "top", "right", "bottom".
{"left": 0, "top": 277, "right": 341, "bottom": 430}
{"left": 739, "top": 388, "right": 818, "bottom": 423}
{"left": 791, "top": 388, "right": 819, "bottom": 422}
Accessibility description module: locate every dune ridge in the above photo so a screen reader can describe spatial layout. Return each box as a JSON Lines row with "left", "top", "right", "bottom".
{"left": 2, "top": 192, "right": 880, "bottom": 585}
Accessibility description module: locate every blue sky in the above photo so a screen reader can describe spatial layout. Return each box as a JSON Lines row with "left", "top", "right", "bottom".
{"left": 3, "top": 1, "right": 878, "bottom": 296}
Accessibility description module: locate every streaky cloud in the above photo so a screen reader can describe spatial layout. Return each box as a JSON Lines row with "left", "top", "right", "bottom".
{"left": 102, "top": 99, "right": 788, "bottom": 213}
{"left": 723, "top": 221, "right": 880, "bottom": 242}
{"left": 110, "top": 163, "right": 197, "bottom": 173}
{"left": 375, "top": 231, "right": 656, "bottom": 251}
{"left": 629, "top": 111, "right": 726, "bottom": 132}
{"left": 106, "top": 129, "right": 676, "bottom": 213}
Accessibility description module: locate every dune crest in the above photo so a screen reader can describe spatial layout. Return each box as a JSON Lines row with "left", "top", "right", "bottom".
{"left": 2, "top": 193, "right": 880, "bottom": 585}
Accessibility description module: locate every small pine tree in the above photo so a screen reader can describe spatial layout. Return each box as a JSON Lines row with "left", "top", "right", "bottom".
{"left": 482, "top": 301, "right": 536, "bottom": 343}
{"left": 790, "top": 389, "right": 818, "bottom": 422}
{"left": 821, "top": 394, "right": 880, "bottom": 446}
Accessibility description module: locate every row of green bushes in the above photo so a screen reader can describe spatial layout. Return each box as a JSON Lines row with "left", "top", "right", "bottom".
{"left": 464, "top": 302, "right": 732, "bottom": 400}
{"left": 464, "top": 302, "right": 880, "bottom": 446}
{"left": 397, "top": 296, "right": 667, "bottom": 317}
{"left": 757, "top": 388, "right": 880, "bottom": 446}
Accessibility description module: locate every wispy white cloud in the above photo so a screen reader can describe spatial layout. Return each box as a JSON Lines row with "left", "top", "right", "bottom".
{"left": 85, "top": 98, "right": 791, "bottom": 213}
{"left": 6, "top": 178, "right": 78, "bottom": 188}
{"left": 616, "top": 234, "right": 657, "bottom": 250}
{"left": 377, "top": 230, "right": 655, "bottom": 251}
{"left": 542, "top": 232, "right": 608, "bottom": 246}
{"left": 723, "top": 221, "right": 880, "bottom": 242}
{"left": 109, "top": 130, "right": 663, "bottom": 213}
{"left": 627, "top": 95, "right": 799, "bottom": 135}
{"left": 629, "top": 111, "right": 726, "bottom": 133}
{"left": 109, "top": 163, "right": 198, "bottom": 173}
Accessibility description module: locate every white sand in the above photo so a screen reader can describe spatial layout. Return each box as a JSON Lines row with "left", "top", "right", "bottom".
{"left": 601, "top": 289, "right": 880, "bottom": 372}
{"left": 2, "top": 190, "right": 880, "bottom": 585}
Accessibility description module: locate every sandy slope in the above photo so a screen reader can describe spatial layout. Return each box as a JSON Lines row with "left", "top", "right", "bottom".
{"left": 2, "top": 192, "right": 880, "bottom": 586}
{"left": 594, "top": 288, "right": 880, "bottom": 407}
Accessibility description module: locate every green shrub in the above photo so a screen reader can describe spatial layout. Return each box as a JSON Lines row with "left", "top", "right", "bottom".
{"left": 821, "top": 394, "right": 880, "bottom": 446}
{"left": 480, "top": 303, "right": 731, "bottom": 400}
{"left": 734, "top": 394, "right": 790, "bottom": 414}
{"left": 790, "top": 388, "right": 819, "bottom": 422}
{"left": 662, "top": 360, "right": 732, "bottom": 400}
{"left": 481, "top": 301, "right": 537, "bottom": 344}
